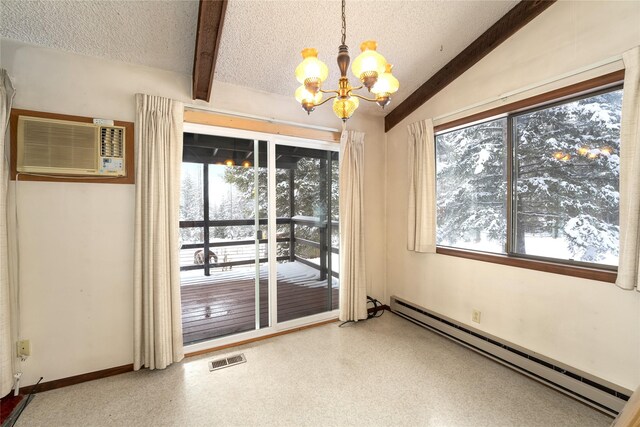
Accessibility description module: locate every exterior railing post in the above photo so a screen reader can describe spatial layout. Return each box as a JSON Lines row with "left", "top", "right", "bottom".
{"left": 319, "top": 157, "right": 328, "bottom": 282}
{"left": 289, "top": 168, "right": 295, "bottom": 262}
{"left": 203, "top": 164, "right": 211, "bottom": 276}
{"left": 326, "top": 151, "right": 333, "bottom": 310}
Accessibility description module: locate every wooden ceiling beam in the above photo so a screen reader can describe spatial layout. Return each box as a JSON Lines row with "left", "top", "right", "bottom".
{"left": 384, "top": 0, "right": 556, "bottom": 132}
{"left": 192, "top": 0, "right": 228, "bottom": 102}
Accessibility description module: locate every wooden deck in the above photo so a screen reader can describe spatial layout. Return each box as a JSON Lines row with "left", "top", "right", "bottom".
{"left": 181, "top": 262, "right": 338, "bottom": 344}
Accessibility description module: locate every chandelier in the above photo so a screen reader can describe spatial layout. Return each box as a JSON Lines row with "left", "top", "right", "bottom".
{"left": 294, "top": 0, "right": 399, "bottom": 121}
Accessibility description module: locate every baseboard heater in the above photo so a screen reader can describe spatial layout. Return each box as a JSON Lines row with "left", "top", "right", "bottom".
{"left": 390, "top": 295, "right": 631, "bottom": 416}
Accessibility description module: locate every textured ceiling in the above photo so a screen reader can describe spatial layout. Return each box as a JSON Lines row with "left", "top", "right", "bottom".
{"left": 2, "top": 0, "right": 518, "bottom": 114}
{"left": 1, "top": 0, "right": 199, "bottom": 74}
{"left": 216, "top": 0, "right": 518, "bottom": 114}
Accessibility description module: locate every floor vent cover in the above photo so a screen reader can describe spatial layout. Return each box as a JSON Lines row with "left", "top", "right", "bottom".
{"left": 209, "top": 353, "right": 246, "bottom": 371}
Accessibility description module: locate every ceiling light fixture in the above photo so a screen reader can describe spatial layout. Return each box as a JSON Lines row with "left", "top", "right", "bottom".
{"left": 294, "top": 0, "right": 399, "bottom": 122}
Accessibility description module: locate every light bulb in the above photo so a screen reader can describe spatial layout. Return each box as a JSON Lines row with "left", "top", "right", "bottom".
{"left": 295, "top": 85, "right": 323, "bottom": 114}
{"left": 553, "top": 151, "right": 565, "bottom": 160}
{"left": 577, "top": 146, "right": 590, "bottom": 156}
{"left": 295, "top": 48, "right": 329, "bottom": 93}
{"left": 351, "top": 40, "right": 387, "bottom": 90}
{"left": 294, "top": 85, "right": 323, "bottom": 104}
{"left": 333, "top": 96, "right": 360, "bottom": 121}
{"left": 242, "top": 160, "right": 251, "bottom": 168}
{"left": 225, "top": 159, "right": 235, "bottom": 167}
{"left": 371, "top": 63, "right": 399, "bottom": 95}
{"left": 600, "top": 146, "right": 613, "bottom": 156}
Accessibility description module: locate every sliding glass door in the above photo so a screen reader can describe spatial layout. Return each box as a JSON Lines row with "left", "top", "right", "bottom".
{"left": 180, "top": 135, "right": 268, "bottom": 344}
{"left": 179, "top": 127, "right": 339, "bottom": 345}
{"left": 274, "top": 144, "right": 339, "bottom": 323}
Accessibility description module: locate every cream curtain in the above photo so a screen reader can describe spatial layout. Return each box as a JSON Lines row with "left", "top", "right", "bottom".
{"left": 1, "top": 70, "right": 16, "bottom": 396}
{"left": 407, "top": 119, "right": 436, "bottom": 253}
{"left": 134, "top": 94, "right": 184, "bottom": 370}
{"left": 616, "top": 46, "right": 640, "bottom": 292}
{"left": 339, "top": 130, "right": 367, "bottom": 322}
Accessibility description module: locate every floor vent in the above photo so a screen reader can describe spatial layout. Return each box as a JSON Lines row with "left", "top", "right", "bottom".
{"left": 209, "top": 353, "right": 247, "bottom": 372}
{"left": 390, "top": 295, "right": 631, "bottom": 416}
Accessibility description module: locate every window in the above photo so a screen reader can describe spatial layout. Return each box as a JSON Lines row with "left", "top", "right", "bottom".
{"left": 436, "top": 118, "right": 507, "bottom": 253}
{"left": 436, "top": 86, "right": 623, "bottom": 270}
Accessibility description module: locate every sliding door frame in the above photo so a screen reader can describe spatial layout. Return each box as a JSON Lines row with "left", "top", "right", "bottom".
{"left": 182, "top": 122, "right": 340, "bottom": 354}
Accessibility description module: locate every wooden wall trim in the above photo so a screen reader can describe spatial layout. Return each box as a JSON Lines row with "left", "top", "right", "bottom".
{"left": 10, "top": 109, "right": 135, "bottom": 184}
{"left": 436, "top": 247, "right": 617, "bottom": 283}
{"left": 18, "top": 318, "right": 348, "bottom": 394}
{"left": 192, "top": 0, "right": 228, "bottom": 101}
{"left": 16, "top": 314, "right": 390, "bottom": 394}
{"left": 184, "top": 110, "right": 341, "bottom": 143}
{"left": 384, "top": 0, "right": 557, "bottom": 132}
{"left": 19, "top": 364, "right": 134, "bottom": 394}
{"left": 434, "top": 70, "right": 625, "bottom": 133}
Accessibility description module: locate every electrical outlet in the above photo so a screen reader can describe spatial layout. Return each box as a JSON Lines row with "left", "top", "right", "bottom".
{"left": 17, "top": 340, "right": 31, "bottom": 357}
{"left": 472, "top": 309, "right": 481, "bottom": 324}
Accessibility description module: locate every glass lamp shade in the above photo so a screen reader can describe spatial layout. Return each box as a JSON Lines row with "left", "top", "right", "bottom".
{"left": 351, "top": 40, "right": 387, "bottom": 88}
{"left": 295, "top": 48, "right": 329, "bottom": 87}
{"left": 295, "top": 85, "right": 323, "bottom": 104}
{"left": 371, "top": 63, "right": 399, "bottom": 95}
{"left": 333, "top": 96, "right": 360, "bottom": 121}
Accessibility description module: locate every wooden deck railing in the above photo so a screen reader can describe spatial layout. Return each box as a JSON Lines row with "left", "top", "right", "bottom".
{"left": 179, "top": 217, "right": 339, "bottom": 279}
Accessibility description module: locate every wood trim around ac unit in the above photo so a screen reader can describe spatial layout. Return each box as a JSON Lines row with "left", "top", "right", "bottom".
{"left": 10, "top": 109, "right": 135, "bottom": 184}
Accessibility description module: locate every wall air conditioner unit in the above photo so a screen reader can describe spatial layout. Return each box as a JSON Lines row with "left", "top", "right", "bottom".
{"left": 16, "top": 116, "right": 126, "bottom": 177}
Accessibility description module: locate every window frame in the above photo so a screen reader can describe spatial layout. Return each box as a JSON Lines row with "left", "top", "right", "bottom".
{"left": 434, "top": 71, "right": 624, "bottom": 283}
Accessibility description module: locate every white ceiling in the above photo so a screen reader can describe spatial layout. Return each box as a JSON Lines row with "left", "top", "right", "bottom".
{"left": 1, "top": 0, "right": 518, "bottom": 114}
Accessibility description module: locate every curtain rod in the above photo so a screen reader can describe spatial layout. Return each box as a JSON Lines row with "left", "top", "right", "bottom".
{"left": 184, "top": 105, "right": 341, "bottom": 133}
{"left": 433, "top": 54, "right": 624, "bottom": 124}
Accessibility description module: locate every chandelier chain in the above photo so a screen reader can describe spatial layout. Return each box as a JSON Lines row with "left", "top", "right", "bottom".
{"left": 294, "top": 0, "right": 398, "bottom": 121}
{"left": 341, "top": 0, "right": 346, "bottom": 46}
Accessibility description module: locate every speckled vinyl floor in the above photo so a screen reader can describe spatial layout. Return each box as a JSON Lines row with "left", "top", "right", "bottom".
{"left": 16, "top": 313, "right": 612, "bottom": 427}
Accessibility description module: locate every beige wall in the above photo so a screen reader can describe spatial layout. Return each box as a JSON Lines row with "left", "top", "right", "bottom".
{"left": 385, "top": 0, "right": 640, "bottom": 390}
{"left": 4, "top": 0, "right": 638, "bottom": 394}
{"left": 1, "top": 38, "right": 386, "bottom": 386}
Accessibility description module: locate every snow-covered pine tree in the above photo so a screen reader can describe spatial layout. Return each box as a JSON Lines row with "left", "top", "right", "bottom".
{"left": 514, "top": 90, "right": 621, "bottom": 262}
{"left": 179, "top": 168, "right": 204, "bottom": 244}
{"left": 221, "top": 155, "right": 339, "bottom": 259}
{"left": 436, "top": 118, "right": 507, "bottom": 251}
{"left": 435, "top": 89, "right": 622, "bottom": 264}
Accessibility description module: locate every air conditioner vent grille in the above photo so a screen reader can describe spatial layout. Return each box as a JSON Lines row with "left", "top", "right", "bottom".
{"left": 100, "top": 127, "right": 124, "bottom": 158}
{"left": 17, "top": 115, "right": 126, "bottom": 177}
{"left": 21, "top": 119, "right": 97, "bottom": 170}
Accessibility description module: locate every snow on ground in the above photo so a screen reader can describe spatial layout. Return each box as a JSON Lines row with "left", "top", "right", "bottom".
{"left": 180, "top": 254, "right": 339, "bottom": 288}
{"left": 440, "top": 234, "right": 618, "bottom": 266}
